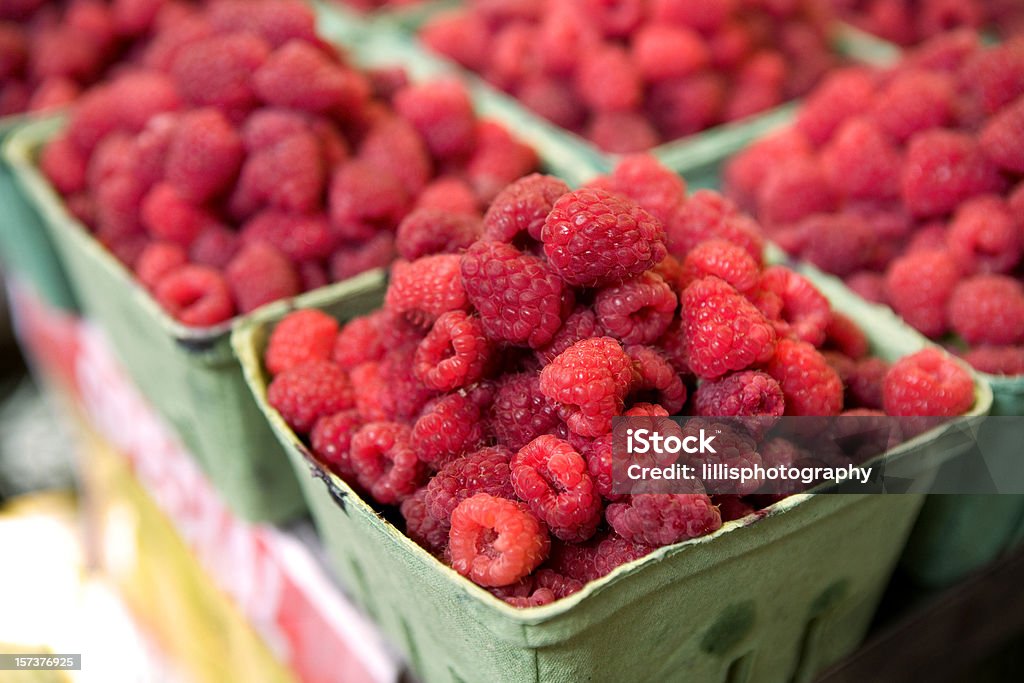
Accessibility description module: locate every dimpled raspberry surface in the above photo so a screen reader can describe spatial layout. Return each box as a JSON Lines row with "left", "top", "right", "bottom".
{"left": 883, "top": 349, "right": 975, "bottom": 416}
{"left": 539, "top": 337, "right": 635, "bottom": 437}
{"left": 606, "top": 494, "right": 722, "bottom": 547}
{"left": 449, "top": 494, "right": 550, "bottom": 587}
{"left": 264, "top": 309, "right": 339, "bottom": 375}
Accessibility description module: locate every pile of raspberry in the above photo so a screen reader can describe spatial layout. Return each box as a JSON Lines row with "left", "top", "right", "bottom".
{"left": 829, "top": 0, "right": 1024, "bottom": 47}
{"left": 262, "top": 155, "right": 975, "bottom": 606}
{"left": 419, "top": 0, "right": 839, "bottom": 153}
{"left": 0, "top": 0, "right": 177, "bottom": 116}
{"left": 39, "top": 0, "right": 538, "bottom": 327}
{"left": 725, "top": 32, "right": 1024, "bottom": 376}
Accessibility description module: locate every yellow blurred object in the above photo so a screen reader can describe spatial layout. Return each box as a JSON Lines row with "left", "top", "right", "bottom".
{"left": 0, "top": 644, "right": 71, "bottom": 683}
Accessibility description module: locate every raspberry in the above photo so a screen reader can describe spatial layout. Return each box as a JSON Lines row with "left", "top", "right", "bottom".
{"left": 626, "top": 345, "right": 686, "bottom": 414}
{"left": 359, "top": 116, "right": 431, "bottom": 196}
{"left": 235, "top": 132, "right": 326, "bottom": 217}
{"left": 824, "top": 312, "right": 869, "bottom": 360}
{"left": 646, "top": 73, "right": 725, "bottom": 140}
{"left": 511, "top": 435, "right": 602, "bottom": 543}
{"left": 164, "top": 108, "right": 243, "bottom": 204}
{"left": 329, "top": 160, "right": 408, "bottom": 238}
{"left": 449, "top": 493, "right": 550, "bottom": 587}
{"left": 650, "top": 0, "right": 731, "bottom": 31}
{"left": 461, "top": 241, "right": 572, "bottom": 349}
{"left": 241, "top": 109, "right": 309, "bottom": 150}
{"left": 69, "top": 71, "right": 180, "bottom": 154}
{"left": 413, "top": 311, "right": 493, "bottom": 392}
{"left": 946, "top": 196, "right": 1022, "bottom": 275}
{"left": 883, "top": 349, "right": 974, "bottom": 417}
{"left": 41, "top": 134, "right": 87, "bottom": 195}
{"left": 351, "top": 362, "right": 389, "bottom": 422}
{"left": 225, "top": 241, "right": 301, "bottom": 314}
{"left": 724, "top": 52, "right": 786, "bottom": 122}
{"left": 420, "top": 12, "right": 490, "bottom": 72}
{"left": 483, "top": 174, "right": 569, "bottom": 244}
{"left": 265, "top": 309, "right": 340, "bottom": 376}
{"left": 242, "top": 211, "right": 336, "bottom": 263}
{"left": 415, "top": 177, "right": 479, "bottom": 215}
{"left": 142, "top": 14, "right": 213, "bottom": 72}
{"left": 517, "top": 75, "right": 587, "bottom": 131}
{"left": 190, "top": 225, "right": 240, "bottom": 270}
{"left": 948, "top": 275, "right": 1024, "bottom": 346}
{"left": 426, "top": 446, "right": 516, "bottom": 521}
{"left": 884, "top": 250, "right": 960, "bottom": 338}
{"left": 847, "top": 357, "right": 889, "bottom": 410}
{"left": 333, "top": 312, "right": 387, "bottom": 370}
{"left": 268, "top": 360, "right": 354, "bottom": 434}
{"left": 349, "top": 422, "right": 426, "bottom": 504}
{"left": 94, "top": 172, "right": 145, "bottom": 244}
{"left": 535, "top": 308, "right": 600, "bottom": 366}
{"left": 580, "top": 0, "right": 644, "bottom": 37}
{"left": 693, "top": 370, "right": 785, "bottom": 419}
{"left": 961, "top": 42, "right": 1024, "bottom": 116}
{"left": 253, "top": 40, "right": 366, "bottom": 115}
{"left": 917, "top": 0, "right": 984, "bottom": 38}
{"left": 153, "top": 264, "right": 234, "bottom": 327}
{"left": 794, "top": 67, "right": 876, "bottom": 145}
{"left": 756, "top": 157, "right": 836, "bottom": 227}
{"left": 412, "top": 393, "right": 486, "bottom": 468}
{"left": 963, "top": 346, "right": 1024, "bottom": 376}
{"left": 135, "top": 242, "right": 187, "bottom": 291}
{"left": 542, "top": 188, "right": 666, "bottom": 288}
{"left": 310, "top": 409, "right": 362, "bottom": 480}
{"left": 602, "top": 156, "right": 688, "bottom": 228}
{"left": 872, "top": 69, "right": 955, "bottom": 144}
{"left": 594, "top": 272, "right": 677, "bottom": 347}
{"left": 901, "top": 129, "right": 1005, "bottom": 218}
{"left": 170, "top": 33, "right": 269, "bottom": 117}
{"left": 667, "top": 190, "right": 764, "bottom": 263}
{"left": 631, "top": 24, "right": 709, "bottom": 82}
{"left": 386, "top": 255, "right": 467, "bottom": 326}
{"left": 112, "top": 0, "right": 162, "bottom": 36}
{"left": 329, "top": 233, "right": 396, "bottom": 282}
{"left": 465, "top": 120, "right": 539, "bottom": 203}
{"left": 980, "top": 96, "right": 1024, "bottom": 174}
{"left": 140, "top": 183, "right": 215, "bottom": 248}
{"left": 29, "top": 78, "right": 80, "bottom": 112}
{"left": 575, "top": 45, "right": 641, "bottom": 113}
{"left": 794, "top": 213, "right": 877, "bottom": 278}
{"left": 585, "top": 111, "right": 660, "bottom": 154}
{"left": 540, "top": 337, "right": 635, "bottom": 437}
{"left": 395, "top": 209, "right": 480, "bottom": 261}
{"left": 758, "top": 267, "right": 831, "bottom": 347}
{"left": 29, "top": 25, "right": 105, "bottom": 84}
{"left": 207, "top": 0, "right": 318, "bottom": 48}
{"left": 820, "top": 118, "right": 901, "bottom": 201}
{"left": 681, "top": 419, "right": 763, "bottom": 493}
{"left": 401, "top": 488, "right": 450, "bottom": 556}
{"left": 682, "top": 276, "right": 777, "bottom": 380}
{"left": 393, "top": 79, "right": 476, "bottom": 160}
{"left": 606, "top": 494, "right": 722, "bottom": 547}
{"left": 679, "top": 239, "right": 760, "bottom": 294}
{"left": 488, "top": 373, "right": 562, "bottom": 451}
{"left": 765, "top": 339, "right": 844, "bottom": 416}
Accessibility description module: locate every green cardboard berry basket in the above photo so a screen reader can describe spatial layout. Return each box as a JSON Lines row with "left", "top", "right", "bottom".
{"left": 0, "top": 114, "right": 78, "bottom": 311}
{"left": 310, "top": 0, "right": 461, "bottom": 45}
{"left": 232, "top": 276, "right": 991, "bottom": 683}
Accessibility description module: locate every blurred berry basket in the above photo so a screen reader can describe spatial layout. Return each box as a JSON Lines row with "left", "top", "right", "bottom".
{"left": 233, "top": 274, "right": 990, "bottom": 683}
{"left": 0, "top": 115, "right": 78, "bottom": 311}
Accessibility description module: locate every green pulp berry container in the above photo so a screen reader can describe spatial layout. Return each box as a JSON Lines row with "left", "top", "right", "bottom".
{"left": 0, "top": 114, "right": 77, "bottom": 311}
{"left": 232, "top": 275, "right": 991, "bottom": 683}
{"left": 310, "top": 0, "right": 460, "bottom": 45}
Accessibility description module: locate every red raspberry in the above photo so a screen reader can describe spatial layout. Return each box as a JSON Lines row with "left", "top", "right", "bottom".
{"left": 795, "top": 213, "right": 877, "bottom": 278}
{"left": 236, "top": 132, "right": 326, "bottom": 217}
{"left": 415, "top": 177, "right": 479, "bottom": 216}
{"left": 111, "top": 0, "right": 162, "bottom": 36}
{"left": 268, "top": 360, "right": 354, "bottom": 434}
{"left": 310, "top": 409, "right": 362, "bottom": 480}
{"left": 884, "top": 250, "right": 960, "bottom": 338}
{"left": 350, "top": 422, "right": 426, "bottom": 504}
{"left": 947, "top": 195, "right": 1022, "bottom": 275}
{"left": 540, "top": 337, "right": 635, "bottom": 437}
{"left": 948, "top": 275, "right": 1024, "bottom": 347}
{"left": 765, "top": 339, "right": 844, "bottom": 416}
{"left": 679, "top": 239, "right": 759, "bottom": 294}
{"left": 824, "top": 312, "right": 869, "bottom": 360}
{"left": 724, "top": 129, "right": 812, "bottom": 211}
{"left": 961, "top": 42, "right": 1024, "bottom": 117}
{"left": 170, "top": 33, "right": 269, "bottom": 117}
{"left": 667, "top": 190, "right": 764, "bottom": 263}
{"left": 963, "top": 346, "right": 1024, "bottom": 376}
{"left": 917, "top": 0, "right": 984, "bottom": 38}
{"left": 631, "top": 24, "right": 708, "bottom": 82}
{"left": 575, "top": 45, "right": 641, "bottom": 113}
{"left": 333, "top": 312, "right": 387, "bottom": 370}
{"left": 586, "top": 110, "right": 660, "bottom": 154}
{"left": 488, "top": 372, "right": 562, "bottom": 451}
{"left": 683, "top": 276, "right": 777, "bottom": 380}
{"left": 600, "top": 155, "right": 688, "bottom": 227}
{"left": 483, "top": 174, "right": 569, "bottom": 244}
{"left": 242, "top": 211, "right": 336, "bottom": 263}
{"left": 299, "top": 262, "right": 329, "bottom": 291}
{"left": 420, "top": 12, "right": 490, "bottom": 72}
{"left": 535, "top": 308, "right": 600, "bottom": 366}
{"left": 542, "top": 188, "right": 666, "bottom": 288}
{"left": 511, "top": 436, "right": 602, "bottom": 543}
{"left": 225, "top": 241, "right": 301, "bottom": 314}
{"left": 241, "top": 109, "right": 308, "bottom": 150}
{"left": 351, "top": 361, "right": 388, "bottom": 422}
{"left": 517, "top": 74, "right": 587, "bottom": 131}
{"left": 980, "top": 96, "right": 1024, "bottom": 174}
{"left": 29, "top": 78, "right": 80, "bottom": 113}
{"left": 393, "top": 79, "right": 476, "bottom": 160}
{"left": 140, "top": 183, "right": 213, "bottom": 248}
{"left": 385, "top": 254, "right": 468, "bottom": 326}
{"left": 646, "top": 73, "right": 725, "bottom": 140}
{"left": 207, "top": 0, "right": 318, "bottom": 48}
{"left": 69, "top": 71, "right": 180, "bottom": 154}
{"left": 461, "top": 241, "right": 572, "bottom": 349}
{"left": 401, "top": 488, "right": 450, "bottom": 556}
{"left": 329, "top": 160, "right": 408, "bottom": 238}
{"left": 395, "top": 208, "right": 480, "bottom": 261}
{"left": 412, "top": 393, "right": 486, "bottom": 468}
{"left": 359, "top": 116, "right": 430, "bottom": 196}
{"left": 756, "top": 157, "right": 836, "bottom": 227}
{"left": 650, "top": 0, "right": 732, "bottom": 31}
{"left": 484, "top": 22, "right": 536, "bottom": 90}
{"left": 465, "top": 120, "right": 539, "bottom": 203}
{"left": 94, "top": 172, "right": 145, "bottom": 245}
{"left": 904, "top": 28, "right": 978, "bottom": 70}
{"left": 449, "top": 493, "right": 550, "bottom": 587}
{"left": 883, "top": 349, "right": 974, "bottom": 416}
{"left": 425, "top": 446, "right": 515, "bottom": 522}
{"left": 820, "top": 118, "right": 901, "bottom": 201}
{"left": 870, "top": 69, "right": 955, "bottom": 143}
{"left": 253, "top": 40, "right": 366, "bottom": 115}
{"left": 724, "top": 52, "right": 786, "bottom": 122}
{"left": 164, "top": 108, "right": 243, "bottom": 204}
{"left": 580, "top": 0, "right": 644, "bottom": 37}
{"left": 413, "top": 311, "right": 493, "bottom": 392}
{"left": 606, "top": 493, "right": 722, "bottom": 547}
{"left": 41, "top": 134, "right": 87, "bottom": 195}
{"left": 847, "top": 357, "right": 889, "bottom": 410}
{"left": 135, "top": 242, "right": 187, "bottom": 291}
{"left": 595, "top": 272, "right": 677, "bottom": 346}
{"left": 794, "top": 67, "right": 876, "bottom": 144}
{"left": 329, "top": 233, "right": 396, "bottom": 282}
{"left": 153, "top": 264, "right": 234, "bottom": 327}
{"left": 265, "top": 309, "right": 340, "bottom": 376}
{"left": 693, "top": 370, "right": 785, "bottom": 419}
{"left": 901, "top": 129, "right": 1005, "bottom": 218}
{"left": 758, "top": 267, "right": 831, "bottom": 347}
{"left": 681, "top": 419, "right": 763, "bottom": 494}
{"left": 626, "top": 345, "right": 686, "bottom": 414}
{"left": 141, "top": 13, "right": 214, "bottom": 72}
{"left": 190, "top": 225, "right": 240, "bottom": 270}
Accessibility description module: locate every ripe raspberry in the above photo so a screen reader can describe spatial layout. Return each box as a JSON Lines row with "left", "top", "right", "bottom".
{"left": 329, "top": 159, "right": 408, "bottom": 238}
{"left": 683, "top": 276, "right": 777, "bottom": 380}
{"left": 41, "top": 134, "right": 87, "bottom": 195}
{"left": 794, "top": 67, "right": 877, "bottom": 144}
{"left": 794, "top": 213, "right": 877, "bottom": 279}
{"left": 963, "top": 346, "right": 1024, "bottom": 376}
{"left": 413, "top": 311, "right": 493, "bottom": 392}
{"left": 600, "top": 156, "right": 688, "bottom": 228}
{"left": 980, "top": 96, "right": 1024, "bottom": 174}
{"left": 540, "top": 337, "right": 635, "bottom": 437}
{"left": 416, "top": 176, "right": 480, "bottom": 215}
{"left": 489, "top": 373, "right": 562, "bottom": 451}
{"left": 511, "top": 436, "right": 602, "bottom": 543}
{"left": 385, "top": 254, "right": 468, "bottom": 326}
{"left": 847, "top": 357, "right": 889, "bottom": 410}
{"left": 241, "top": 108, "right": 309, "bottom": 150}
{"left": 606, "top": 493, "right": 722, "bottom": 547}
{"left": 724, "top": 52, "right": 786, "bottom": 122}
{"left": 329, "top": 233, "right": 396, "bottom": 282}
{"left": 310, "top": 409, "right": 362, "bottom": 480}
{"left": 946, "top": 196, "right": 1022, "bottom": 275}
{"left": 758, "top": 267, "right": 831, "bottom": 347}
{"left": 401, "top": 488, "right": 450, "bottom": 556}
{"left": 242, "top": 211, "right": 336, "bottom": 263}
{"left": 265, "top": 309, "right": 340, "bottom": 376}
{"left": 534, "top": 308, "right": 599, "bottom": 366}
{"left": 594, "top": 272, "right": 677, "bottom": 346}
{"left": 449, "top": 493, "right": 550, "bottom": 587}
{"left": 586, "top": 111, "right": 660, "bottom": 154}
{"left": 333, "top": 312, "right": 387, "bottom": 370}
{"left": 412, "top": 393, "right": 486, "bottom": 468}
{"left": 667, "top": 190, "right": 764, "bottom": 263}
{"left": 253, "top": 40, "right": 366, "bottom": 115}
{"left": 948, "top": 275, "right": 1024, "bottom": 346}
{"left": 153, "top": 264, "right": 234, "bottom": 327}
{"left": 135, "top": 242, "right": 187, "bottom": 291}
{"left": 626, "top": 345, "right": 686, "bottom": 413}
{"left": 350, "top": 422, "right": 426, "bottom": 504}
{"left": 693, "top": 370, "right": 785, "bottom": 419}
{"left": 901, "top": 129, "right": 1005, "bottom": 218}
{"left": 164, "top": 108, "right": 243, "bottom": 204}
{"left": 235, "top": 132, "right": 326, "bottom": 217}
{"left": 425, "top": 446, "right": 515, "bottom": 521}
{"left": 268, "top": 360, "right": 354, "bottom": 434}
{"left": 207, "top": 0, "right": 318, "bottom": 48}
{"left": 679, "top": 239, "right": 760, "bottom": 294}
{"left": 393, "top": 79, "right": 476, "bottom": 160}
{"left": 824, "top": 312, "right": 869, "bottom": 360}
{"left": 170, "top": 33, "right": 269, "bottom": 117}
{"left": 93, "top": 171, "right": 145, "bottom": 245}
{"left": 870, "top": 69, "right": 955, "bottom": 143}
{"left": 883, "top": 348, "right": 974, "bottom": 417}
{"left": 395, "top": 209, "right": 480, "bottom": 261}
{"left": 29, "top": 78, "right": 80, "bottom": 113}
{"left": 359, "top": 116, "right": 431, "bottom": 196}
{"left": 765, "top": 339, "right": 844, "bottom": 416}
{"left": 575, "top": 45, "right": 641, "bottom": 113}
{"left": 225, "top": 241, "right": 301, "bottom": 314}
{"left": 139, "top": 183, "right": 215, "bottom": 248}
{"left": 723, "top": 129, "right": 813, "bottom": 212}
{"left": 517, "top": 74, "right": 587, "bottom": 131}
{"left": 756, "top": 157, "right": 836, "bottom": 227}
{"left": 190, "top": 224, "right": 240, "bottom": 270}
{"left": 961, "top": 42, "right": 1024, "bottom": 116}
{"left": 646, "top": 72, "right": 725, "bottom": 140}
{"left": 820, "top": 118, "right": 902, "bottom": 201}
{"left": 483, "top": 174, "right": 569, "bottom": 244}
{"left": 465, "top": 120, "right": 539, "bottom": 203}
{"left": 420, "top": 12, "right": 490, "bottom": 72}
{"left": 542, "top": 188, "right": 666, "bottom": 288}
{"left": 460, "top": 241, "right": 572, "bottom": 349}
{"left": 884, "top": 250, "right": 960, "bottom": 338}
{"left": 631, "top": 24, "right": 709, "bottom": 82}
{"left": 351, "top": 361, "right": 388, "bottom": 422}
